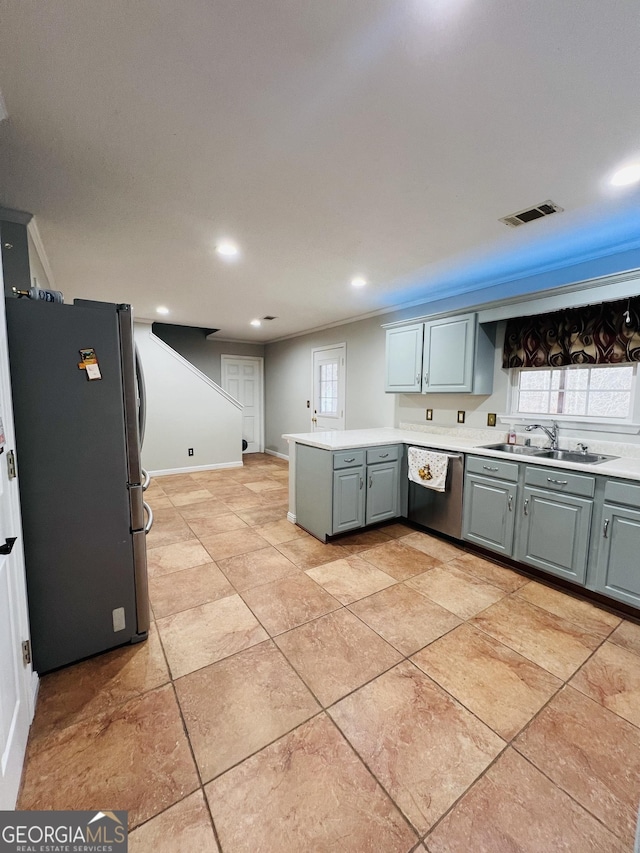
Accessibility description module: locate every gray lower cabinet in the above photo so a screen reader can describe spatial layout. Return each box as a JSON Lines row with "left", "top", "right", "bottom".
{"left": 463, "top": 455, "right": 519, "bottom": 556}
{"left": 296, "top": 442, "right": 400, "bottom": 541}
{"left": 463, "top": 474, "right": 517, "bottom": 555}
{"left": 366, "top": 461, "right": 399, "bottom": 525}
{"left": 516, "top": 465, "right": 595, "bottom": 584}
{"left": 517, "top": 486, "right": 593, "bottom": 583}
{"left": 332, "top": 466, "right": 365, "bottom": 534}
{"left": 593, "top": 480, "right": 640, "bottom": 607}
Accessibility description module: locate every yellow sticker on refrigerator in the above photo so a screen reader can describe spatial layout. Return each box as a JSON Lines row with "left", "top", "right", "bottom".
{"left": 78, "top": 348, "right": 102, "bottom": 380}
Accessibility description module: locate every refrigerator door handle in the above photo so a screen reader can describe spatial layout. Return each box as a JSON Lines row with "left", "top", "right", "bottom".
{"left": 135, "top": 344, "right": 147, "bottom": 447}
{"left": 143, "top": 501, "right": 153, "bottom": 534}
{"left": 142, "top": 468, "right": 150, "bottom": 491}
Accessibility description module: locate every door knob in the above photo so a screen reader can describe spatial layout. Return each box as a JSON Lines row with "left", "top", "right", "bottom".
{"left": 0, "top": 536, "right": 17, "bottom": 555}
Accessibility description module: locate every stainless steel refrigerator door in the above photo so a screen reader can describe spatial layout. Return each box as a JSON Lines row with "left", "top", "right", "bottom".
{"left": 132, "top": 529, "right": 150, "bottom": 634}
{"left": 117, "top": 305, "right": 143, "bottom": 488}
{"left": 7, "top": 297, "right": 145, "bottom": 672}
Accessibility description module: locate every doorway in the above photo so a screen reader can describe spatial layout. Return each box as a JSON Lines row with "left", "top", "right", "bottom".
{"left": 221, "top": 355, "right": 264, "bottom": 453}
{"left": 311, "top": 343, "right": 346, "bottom": 432}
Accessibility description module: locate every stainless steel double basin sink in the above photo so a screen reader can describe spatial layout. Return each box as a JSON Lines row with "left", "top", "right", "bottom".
{"left": 480, "top": 443, "right": 617, "bottom": 466}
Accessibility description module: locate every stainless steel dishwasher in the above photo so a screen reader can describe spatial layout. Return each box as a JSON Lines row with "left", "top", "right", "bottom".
{"left": 406, "top": 451, "right": 464, "bottom": 539}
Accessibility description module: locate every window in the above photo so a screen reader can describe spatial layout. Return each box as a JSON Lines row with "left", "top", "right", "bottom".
{"left": 514, "top": 365, "right": 634, "bottom": 419}
{"left": 318, "top": 360, "right": 338, "bottom": 415}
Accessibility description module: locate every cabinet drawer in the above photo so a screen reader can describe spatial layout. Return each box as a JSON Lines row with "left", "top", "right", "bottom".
{"left": 604, "top": 479, "right": 640, "bottom": 508}
{"left": 366, "top": 445, "right": 400, "bottom": 464}
{"left": 333, "top": 450, "right": 365, "bottom": 470}
{"left": 524, "top": 465, "right": 595, "bottom": 498}
{"left": 466, "top": 455, "right": 519, "bottom": 482}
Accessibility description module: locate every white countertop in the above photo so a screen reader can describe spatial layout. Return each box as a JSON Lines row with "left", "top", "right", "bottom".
{"left": 283, "top": 427, "right": 640, "bottom": 482}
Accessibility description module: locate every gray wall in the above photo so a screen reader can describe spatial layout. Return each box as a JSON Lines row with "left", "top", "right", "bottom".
{"left": 152, "top": 323, "right": 265, "bottom": 385}
{"left": 265, "top": 315, "right": 397, "bottom": 456}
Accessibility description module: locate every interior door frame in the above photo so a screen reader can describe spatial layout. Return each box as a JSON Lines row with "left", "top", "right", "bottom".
{"left": 311, "top": 342, "right": 346, "bottom": 431}
{"left": 220, "top": 354, "right": 265, "bottom": 453}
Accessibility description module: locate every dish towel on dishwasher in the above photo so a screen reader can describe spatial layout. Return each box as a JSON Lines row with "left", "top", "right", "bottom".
{"left": 408, "top": 447, "right": 449, "bottom": 492}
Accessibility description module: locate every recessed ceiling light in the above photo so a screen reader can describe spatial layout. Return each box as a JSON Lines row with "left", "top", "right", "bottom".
{"left": 610, "top": 163, "right": 640, "bottom": 187}
{"left": 351, "top": 276, "right": 367, "bottom": 288}
{"left": 156, "top": 306, "right": 170, "bottom": 315}
{"left": 216, "top": 240, "right": 240, "bottom": 259}
{"left": 250, "top": 319, "right": 261, "bottom": 327}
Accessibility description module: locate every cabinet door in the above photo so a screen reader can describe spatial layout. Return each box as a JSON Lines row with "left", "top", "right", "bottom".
{"left": 463, "top": 474, "right": 517, "bottom": 556}
{"left": 423, "top": 314, "right": 475, "bottom": 393}
{"left": 365, "top": 461, "right": 399, "bottom": 525}
{"left": 385, "top": 324, "right": 424, "bottom": 392}
{"left": 518, "top": 486, "right": 592, "bottom": 583}
{"left": 595, "top": 503, "right": 640, "bottom": 607}
{"left": 332, "top": 467, "right": 365, "bottom": 534}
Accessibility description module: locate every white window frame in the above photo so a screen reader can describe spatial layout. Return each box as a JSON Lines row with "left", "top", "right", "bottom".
{"left": 504, "top": 363, "right": 640, "bottom": 434}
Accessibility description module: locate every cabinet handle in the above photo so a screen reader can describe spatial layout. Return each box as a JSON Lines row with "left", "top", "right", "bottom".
{"left": 343, "top": 457, "right": 355, "bottom": 463}
{"left": 483, "top": 465, "right": 499, "bottom": 472}
{"left": 360, "top": 477, "right": 363, "bottom": 490}
{"left": 603, "top": 518, "right": 610, "bottom": 538}
{"left": 508, "top": 495, "right": 513, "bottom": 512}
{"left": 379, "top": 453, "right": 389, "bottom": 458}
{"left": 368, "top": 476, "right": 372, "bottom": 488}
{"left": 424, "top": 372, "right": 429, "bottom": 385}
{"left": 415, "top": 373, "right": 420, "bottom": 385}
{"left": 547, "top": 477, "right": 568, "bottom": 485}
{"left": 523, "top": 498, "right": 529, "bottom": 516}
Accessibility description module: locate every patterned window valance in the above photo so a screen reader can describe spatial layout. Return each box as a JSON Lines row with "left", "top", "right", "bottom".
{"left": 503, "top": 296, "right": 640, "bottom": 368}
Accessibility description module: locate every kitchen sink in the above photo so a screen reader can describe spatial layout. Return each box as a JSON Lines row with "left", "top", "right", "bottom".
{"left": 533, "top": 449, "right": 618, "bottom": 465}
{"left": 480, "top": 443, "right": 618, "bottom": 465}
{"left": 480, "top": 443, "right": 544, "bottom": 455}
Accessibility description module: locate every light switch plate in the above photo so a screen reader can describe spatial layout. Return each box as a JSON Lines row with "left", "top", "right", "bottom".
{"left": 487, "top": 413, "right": 497, "bottom": 427}
{"left": 457, "top": 410, "right": 466, "bottom": 424}
{"left": 425, "top": 409, "right": 433, "bottom": 421}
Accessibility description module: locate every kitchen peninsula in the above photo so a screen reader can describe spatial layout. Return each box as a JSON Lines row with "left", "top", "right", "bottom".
{"left": 284, "top": 427, "right": 640, "bottom": 614}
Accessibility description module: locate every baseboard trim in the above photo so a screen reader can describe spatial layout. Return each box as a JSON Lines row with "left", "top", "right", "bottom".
{"left": 287, "top": 511, "right": 297, "bottom": 524}
{"left": 265, "top": 449, "right": 289, "bottom": 461}
{"left": 149, "top": 461, "right": 243, "bottom": 476}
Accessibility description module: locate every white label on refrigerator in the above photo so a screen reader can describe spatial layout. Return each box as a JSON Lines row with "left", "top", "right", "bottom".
{"left": 85, "top": 363, "right": 102, "bottom": 380}
{"left": 112, "top": 607, "right": 126, "bottom": 632}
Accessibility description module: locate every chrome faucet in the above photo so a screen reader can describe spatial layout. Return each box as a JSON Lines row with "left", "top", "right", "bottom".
{"left": 525, "top": 421, "right": 559, "bottom": 449}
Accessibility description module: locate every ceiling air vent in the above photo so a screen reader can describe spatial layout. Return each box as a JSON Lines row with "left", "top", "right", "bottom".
{"left": 499, "top": 200, "right": 564, "bottom": 228}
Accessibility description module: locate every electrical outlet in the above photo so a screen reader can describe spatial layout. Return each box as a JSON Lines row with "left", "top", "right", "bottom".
{"left": 425, "top": 409, "right": 433, "bottom": 421}
{"left": 487, "top": 413, "right": 497, "bottom": 427}
{"left": 188, "top": 448, "right": 194, "bottom": 456}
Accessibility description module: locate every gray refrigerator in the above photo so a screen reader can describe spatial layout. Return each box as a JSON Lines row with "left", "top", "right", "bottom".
{"left": 6, "top": 297, "right": 151, "bottom": 673}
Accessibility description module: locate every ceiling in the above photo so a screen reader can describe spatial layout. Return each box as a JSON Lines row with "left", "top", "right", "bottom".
{"left": 0, "top": 0, "right": 639, "bottom": 342}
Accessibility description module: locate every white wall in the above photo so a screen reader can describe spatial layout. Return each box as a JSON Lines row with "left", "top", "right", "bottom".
{"left": 152, "top": 323, "right": 265, "bottom": 385}
{"left": 135, "top": 323, "right": 243, "bottom": 474}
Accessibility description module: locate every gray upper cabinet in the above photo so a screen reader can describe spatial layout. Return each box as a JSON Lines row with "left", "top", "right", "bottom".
{"left": 384, "top": 323, "right": 424, "bottom": 392}
{"left": 593, "top": 479, "right": 640, "bottom": 607}
{"left": 384, "top": 313, "right": 494, "bottom": 394}
{"left": 423, "top": 315, "right": 475, "bottom": 393}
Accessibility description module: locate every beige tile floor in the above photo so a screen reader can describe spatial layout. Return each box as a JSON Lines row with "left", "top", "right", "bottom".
{"left": 18, "top": 453, "right": 640, "bottom": 852}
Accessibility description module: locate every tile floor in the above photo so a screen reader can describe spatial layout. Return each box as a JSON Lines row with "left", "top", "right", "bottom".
{"left": 17, "top": 453, "right": 640, "bottom": 852}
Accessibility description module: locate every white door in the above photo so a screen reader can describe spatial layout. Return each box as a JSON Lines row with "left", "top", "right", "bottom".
{"left": 311, "top": 344, "right": 346, "bottom": 432}
{"left": 221, "top": 356, "right": 264, "bottom": 453}
{"left": 0, "top": 293, "right": 35, "bottom": 808}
